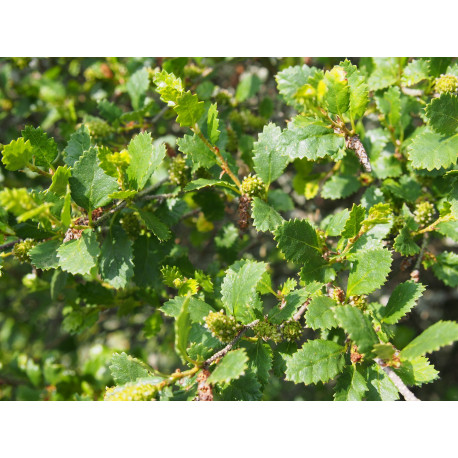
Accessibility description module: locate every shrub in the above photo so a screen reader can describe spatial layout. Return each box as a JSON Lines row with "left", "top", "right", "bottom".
{"left": 0, "top": 57, "right": 457, "bottom": 401}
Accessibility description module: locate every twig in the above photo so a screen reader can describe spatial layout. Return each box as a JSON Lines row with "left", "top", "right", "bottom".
{"left": 92, "top": 178, "right": 170, "bottom": 227}
{"left": 293, "top": 298, "right": 311, "bottom": 321}
{"left": 194, "top": 126, "right": 242, "bottom": 190}
{"left": 92, "top": 201, "right": 127, "bottom": 227}
{"left": 401, "top": 87, "right": 423, "bottom": 97}
{"left": 151, "top": 105, "right": 169, "bottom": 125}
{"left": 411, "top": 234, "right": 429, "bottom": 282}
{"left": 374, "top": 358, "right": 420, "bottom": 402}
{"left": 141, "top": 193, "right": 177, "bottom": 201}
{"left": 204, "top": 319, "right": 259, "bottom": 367}
{"left": 0, "top": 240, "right": 19, "bottom": 253}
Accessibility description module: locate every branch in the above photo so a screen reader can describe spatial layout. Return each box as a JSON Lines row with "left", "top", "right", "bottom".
{"left": 374, "top": 358, "right": 420, "bottom": 402}
{"left": 194, "top": 125, "right": 242, "bottom": 190}
{"left": 203, "top": 319, "right": 259, "bottom": 367}
{"left": 92, "top": 178, "right": 172, "bottom": 227}
{"left": 0, "top": 240, "right": 19, "bottom": 253}
{"left": 293, "top": 298, "right": 311, "bottom": 321}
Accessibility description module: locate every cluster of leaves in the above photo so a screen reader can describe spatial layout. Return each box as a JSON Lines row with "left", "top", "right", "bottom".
{"left": 0, "top": 57, "right": 457, "bottom": 401}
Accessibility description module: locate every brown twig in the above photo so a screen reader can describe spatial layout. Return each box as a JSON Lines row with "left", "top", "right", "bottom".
{"left": 374, "top": 358, "right": 420, "bottom": 402}
{"left": 203, "top": 319, "right": 259, "bottom": 367}
{"left": 293, "top": 298, "right": 311, "bottom": 321}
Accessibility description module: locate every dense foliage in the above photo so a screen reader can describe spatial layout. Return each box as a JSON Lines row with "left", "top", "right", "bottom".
{"left": 0, "top": 57, "right": 457, "bottom": 401}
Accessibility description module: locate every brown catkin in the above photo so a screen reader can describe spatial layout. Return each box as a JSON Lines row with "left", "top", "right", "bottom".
{"left": 346, "top": 136, "right": 372, "bottom": 172}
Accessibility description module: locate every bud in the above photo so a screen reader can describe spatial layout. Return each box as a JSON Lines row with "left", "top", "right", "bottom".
{"left": 204, "top": 311, "right": 243, "bottom": 343}
{"left": 434, "top": 74, "right": 458, "bottom": 94}
{"left": 85, "top": 117, "right": 113, "bottom": 138}
{"left": 281, "top": 320, "right": 303, "bottom": 342}
{"left": 414, "top": 201, "right": 435, "bottom": 227}
{"left": 121, "top": 212, "right": 141, "bottom": 239}
{"left": 241, "top": 174, "right": 265, "bottom": 197}
{"left": 253, "top": 320, "right": 282, "bottom": 343}
{"left": 169, "top": 154, "right": 189, "bottom": 187}
{"left": 12, "top": 239, "right": 36, "bottom": 263}
{"left": 348, "top": 295, "right": 368, "bottom": 310}
{"left": 109, "top": 149, "right": 130, "bottom": 168}
{"left": 331, "top": 287, "right": 346, "bottom": 304}
{"left": 350, "top": 345, "right": 363, "bottom": 364}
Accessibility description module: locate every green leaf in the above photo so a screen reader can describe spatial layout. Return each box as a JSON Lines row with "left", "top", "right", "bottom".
{"left": 242, "top": 340, "right": 273, "bottom": 386}
{"left": 29, "top": 240, "right": 61, "bottom": 271}
{"left": 334, "top": 365, "right": 368, "bottom": 401}
{"left": 365, "top": 365, "right": 399, "bottom": 401}
{"left": 432, "top": 251, "right": 458, "bottom": 287}
{"left": 1, "top": 138, "right": 33, "bottom": 171}
{"left": 132, "top": 235, "right": 166, "bottom": 287}
{"left": 139, "top": 210, "right": 171, "bottom": 241}
{"left": 251, "top": 197, "right": 283, "bottom": 232}
{"left": 64, "top": 125, "right": 91, "bottom": 167}
{"left": 61, "top": 189, "right": 72, "bottom": 227}
{"left": 340, "top": 60, "right": 369, "bottom": 120}
{"left": 281, "top": 116, "right": 345, "bottom": 161}
{"left": 97, "top": 146, "right": 118, "bottom": 178}
{"left": 437, "top": 220, "right": 458, "bottom": 242}
{"left": 98, "top": 99, "right": 123, "bottom": 122}
{"left": 109, "top": 190, "right": 137, "bottom": 200}
{"left": 368, "top": 57, "right": 402, "bottom": 91}
{"left": 274, "top": 219, "right": 323, "bottom": 265}
{"left": 407, "top": 129, "right": 458, "bottom": 171}
{"left": 183, "top": 178, "right": 238, "bottom": 193}
{"left": 285, "top": 339, "right": 345, "bottom": 385}
{"left": 253, "top": 123, "right": 289, "bottom": 186}
{"left": 69, "top": 147, "right": 118, "bottom": 211}
{"left": 347, "top": 248, "right": 392, "bottom": 296}
{"left": 207, "top": 103, "right": 220, "bottom": 144}
{"left": 221, "top": 259, "right": 266, "bottom": 321}
{"left": 401, "top": 321, "right": 458, "bottom": 361}
{"left": 334, "top": 305, "right": 378, "bottom": 354}
{"left": 22, "top": 126, "right": 58, "bottom": 167}
{"left": 373, "top": 343, "right": 395, "bottom": 360}
{"left": 175, "top": 91, "right": 205, "bottom": 127}
{"left": 321, "top": 175, "right": 360, "bottom": 200}
{"left": 305, "top": 296, "right": 339, "bottom": 330}
{"left": 269, "top": 288, "right": 310, "bottom": 324}
{"left": 375, "top": 86, "right": 401, "bottom": 128}
{"left": 323, "top": 209, "right": 350, "bottom": 236}
{"left": 57, "top": 229, "right": 100, "bottom": 275}
{"left": 175, "top": 294, "right": 193, "bottom": 364}
{"left": 99, "top": 225, "right": 134, "bottom": 289}
{"left": 126, "top": 67, "right": 149, "bottom": 110}
{"left": 126, "top": 132, "right": 165, "bottom": 190}
{"left": 395, "top": 357, "right": 439, "bottom": 386}
{"left": 48, "top": 166, "right": 71, "bottom": 197}
{"left": 341, "top": 204, "right": 365, "bottom": 238}
{"left": 217, "top": 370, "right": 262, "bottom": 401}
{"left": 109, "top": 352, "right": 151, "bottom": 384}
{"left": 300, "top": 258, "right": 335, "bottom": 284}
{"left": 177, "top": 134, "right": 216, "bottom": 170}
{"left": 425, "top": 93, "right": 458, "bottom": 136}
{"left": 382, "top": 281, "right": 425, "bottom": 324}
{"left": 236, "top": 74, "right": 261, "bottom": 102}
{"left": 153, "top": 69, "right": 183, "bottom": 105}
{"left": 207, "top": 348, "right": 248, "bottom": 385}
{"left": 161, "top": 296, "right": 213, "bottom": 324}
{"left": 401, "top": 59, "right": 430, "bottom": 87}
{"left": 275, "top": 64, "right": 314, "bottom": 110}
{"left": 322, "top": 65, "right": 350, "bottom": 115}
{"left": 393, "top": 222, "right": 420, "bottom": 256}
